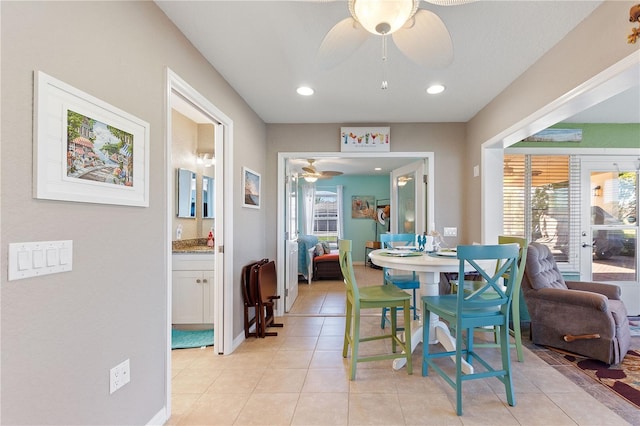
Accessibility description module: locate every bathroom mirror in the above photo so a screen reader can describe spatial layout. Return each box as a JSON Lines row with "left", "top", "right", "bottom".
{"left": 202, "top": 176, "right": 215, "bottom": 218}
{"left": 177, "top": 168, "right": 196, "bottom": 218}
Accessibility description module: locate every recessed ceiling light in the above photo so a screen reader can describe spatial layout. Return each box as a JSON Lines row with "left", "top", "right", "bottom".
{"left": 296, "top": 86, "right": 314, "bottom": 96}
{"left": 374, "top": 167, "right": 382, "bottom": 171}
{"left": 426, "top": 84, "right": 445, "bottom": 95}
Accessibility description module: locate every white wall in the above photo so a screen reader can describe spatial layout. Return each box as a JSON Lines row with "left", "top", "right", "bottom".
{"left": 1, "top": 1, "right": 266, "bottom": 424}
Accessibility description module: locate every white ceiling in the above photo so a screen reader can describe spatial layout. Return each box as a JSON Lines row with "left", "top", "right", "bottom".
{"left": 160, "top": 0, "right": 639, "bottom": 174}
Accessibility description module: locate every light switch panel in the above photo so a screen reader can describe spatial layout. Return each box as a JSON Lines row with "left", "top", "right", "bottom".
{"left": 32, "top": 249, "right": 45, "bottom": 268}
{"left": 8, "top": 240, "right": 73, "bottom": 281}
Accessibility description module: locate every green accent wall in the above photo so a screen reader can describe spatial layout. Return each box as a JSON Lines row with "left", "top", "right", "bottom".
{"left": 513, "top": 123, "right": 640, "bottom": 148}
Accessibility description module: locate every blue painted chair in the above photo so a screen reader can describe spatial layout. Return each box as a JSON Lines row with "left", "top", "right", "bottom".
{"left": 449, "top": 236, "right": 528, "bottom": 362}
{"left": 339, "top": 239, "right": 412, "bottom": 380}
{"left": 421, "top": 243, "right": 519, "bottom": 416}
{"left": 379, "top": 233, "right": 420, "bottom": 328}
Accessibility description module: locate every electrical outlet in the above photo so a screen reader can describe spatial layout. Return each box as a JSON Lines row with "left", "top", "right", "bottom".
{"left": 443, "top": 227, "right": 457, "bottom": 237}
{"left": 110, "top": 359, "right": 130, "bottom": 394}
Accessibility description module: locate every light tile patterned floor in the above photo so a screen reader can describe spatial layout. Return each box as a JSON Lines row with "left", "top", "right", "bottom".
{"left": 168, "top": 265, "right": 634, "bottom": 425}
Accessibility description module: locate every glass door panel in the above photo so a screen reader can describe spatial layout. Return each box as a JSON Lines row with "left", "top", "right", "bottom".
{"left": 589, "top": 169, "right": 638, "bottom": 282}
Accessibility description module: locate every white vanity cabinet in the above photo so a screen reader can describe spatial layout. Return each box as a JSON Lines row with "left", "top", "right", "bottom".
{"left": 172, "top": 254, "right": 215, "bottom": 324}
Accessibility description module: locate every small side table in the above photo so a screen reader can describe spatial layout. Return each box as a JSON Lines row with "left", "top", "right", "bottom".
{"left": 364, "top": 241, "right": 381, "bottom": 269}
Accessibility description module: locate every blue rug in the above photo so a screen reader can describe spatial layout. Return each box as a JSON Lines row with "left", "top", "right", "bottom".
{"left": 171, "top": 329, "right": 214, "bottom": 349}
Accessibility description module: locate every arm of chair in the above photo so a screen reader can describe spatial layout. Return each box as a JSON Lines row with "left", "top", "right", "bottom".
{"left": 565, "top": 280, "right": 621, "bottom": 300}
{"left": 531, "top": 288, "right": 609, "bottom": 312}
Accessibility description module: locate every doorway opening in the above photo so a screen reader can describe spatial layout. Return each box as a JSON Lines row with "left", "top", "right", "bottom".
{"left": 165, "top": 69, "right": 234, "bottom": 416}
{"left": 276, "top": 152, "right": 434, "bottom": 316}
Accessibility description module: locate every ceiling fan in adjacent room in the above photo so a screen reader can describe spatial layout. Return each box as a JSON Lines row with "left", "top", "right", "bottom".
{"left": 317, "top": 0, "right": 474, "bottom": 74}
{"left": 301, "top": 159, "right": 343, "bottom": 182}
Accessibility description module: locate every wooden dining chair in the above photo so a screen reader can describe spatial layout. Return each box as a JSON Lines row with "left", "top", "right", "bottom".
{"left": 421, "top": 243, "right": 520, "bottom": 415}
{"left": 339, "top": 239, "right": 413, "bottom": 380}
{"left": 379, "top": 233, "right": 420, "bottom": 328}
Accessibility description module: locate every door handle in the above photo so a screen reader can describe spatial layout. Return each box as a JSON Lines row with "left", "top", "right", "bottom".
{"left": 582, "top": 243, "right": 592, "bottom": 248}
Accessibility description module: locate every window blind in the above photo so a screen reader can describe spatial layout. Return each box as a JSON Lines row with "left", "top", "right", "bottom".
{"left": 503, "top": 154, "right": 580, "bottom": 270}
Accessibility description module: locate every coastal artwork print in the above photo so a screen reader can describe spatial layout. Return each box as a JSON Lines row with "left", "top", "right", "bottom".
{"left": 242, "top": 167, "right": 261, "bottom": 209}
{"left": 67, "top": 110, "right": 134, "bottom": 186}
{"left": 352, "top": 195, "right": 375, "bottom": 219}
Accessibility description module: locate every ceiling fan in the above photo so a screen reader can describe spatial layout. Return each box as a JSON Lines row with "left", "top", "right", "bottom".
{"left": 317, "top": 0, "right": 474, "bottom": 71}
{"left": 301, "top": 159, "right": 343, "bottom": 182}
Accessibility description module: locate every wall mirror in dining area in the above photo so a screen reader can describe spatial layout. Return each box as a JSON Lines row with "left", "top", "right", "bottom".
{"left": 177, "top": 168, "right": 196, "bottom": 218}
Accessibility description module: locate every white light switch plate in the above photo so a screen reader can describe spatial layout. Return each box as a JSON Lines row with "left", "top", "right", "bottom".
{"left": 8, "top": 240, "right": 73, "bottom": 281}
{"left": 443, "top": 227, "right": 457, "bottom": 237}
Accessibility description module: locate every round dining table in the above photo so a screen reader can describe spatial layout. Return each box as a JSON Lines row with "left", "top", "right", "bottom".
{"left": 369, "top": 248, "right": 485, "bottom": 373}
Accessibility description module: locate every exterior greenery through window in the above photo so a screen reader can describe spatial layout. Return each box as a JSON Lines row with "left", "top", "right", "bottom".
{"left": 313, "top": 190, "right": 338, "bottom": 243}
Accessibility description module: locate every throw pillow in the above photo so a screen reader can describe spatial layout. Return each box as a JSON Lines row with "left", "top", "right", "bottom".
{"left": 315, "top": 242, "right": 324, "bottom": 256}
{"left": 321, "top": 241, "right": 330, "bottom": 254}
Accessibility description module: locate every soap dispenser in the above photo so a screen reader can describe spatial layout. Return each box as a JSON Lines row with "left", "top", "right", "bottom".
{"left": 207, "top": 229, "right": 214, "bottom": 247}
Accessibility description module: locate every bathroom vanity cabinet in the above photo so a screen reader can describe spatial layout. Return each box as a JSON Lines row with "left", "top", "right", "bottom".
{"left": 172, "top": 253, "right": 215, "bottom": 324}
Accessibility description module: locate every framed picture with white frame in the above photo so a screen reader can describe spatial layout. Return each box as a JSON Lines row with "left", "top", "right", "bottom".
{"left": 242, "top": 166, "right": 261, "bottom": 209}
{"left": 34, "top": 71, "right": 150, "bottom": 207}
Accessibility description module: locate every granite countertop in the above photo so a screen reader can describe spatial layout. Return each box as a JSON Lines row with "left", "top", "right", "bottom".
{"left": 172, "top": 238, "right": 214, "bottom": 254}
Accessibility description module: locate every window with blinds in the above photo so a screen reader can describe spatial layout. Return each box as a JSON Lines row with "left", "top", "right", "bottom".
{"left": 313, "top": 189, "right": 338, "bottom": 241}
{"left": 503, "top": 154, "right": 580, "bottom": 270}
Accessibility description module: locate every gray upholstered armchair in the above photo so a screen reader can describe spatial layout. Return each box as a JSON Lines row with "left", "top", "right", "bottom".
{"left": 522, "top": 242, "right": 631, "bottom": 365}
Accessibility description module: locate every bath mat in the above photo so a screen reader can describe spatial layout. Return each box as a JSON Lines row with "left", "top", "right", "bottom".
{"left": 171, "top": 328, "right": 214, "bottom": 349}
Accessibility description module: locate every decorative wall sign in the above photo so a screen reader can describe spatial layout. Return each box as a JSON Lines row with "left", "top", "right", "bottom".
{"left": 523, "top": 128, "right": 582, "bottom": 143}
{"left": 242, "top": 167, "right": 261, "bottom": 209}
{"left": 340, "top": 127, "right": 390, "bottom": 152}
{"left": 34, "top": 71, "right": 150, "bottom": 206}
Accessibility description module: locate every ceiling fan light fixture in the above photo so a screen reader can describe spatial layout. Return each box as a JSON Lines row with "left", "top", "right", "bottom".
{"left": 304, "top": 176, "right": 318, "bottom": 183}
{"left": 349, "top": 0, "right": 418, "bottom": 35}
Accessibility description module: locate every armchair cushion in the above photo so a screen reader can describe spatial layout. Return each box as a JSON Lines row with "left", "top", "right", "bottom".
{"left": 524, "top": 243, "right": 566, "bottom": 290}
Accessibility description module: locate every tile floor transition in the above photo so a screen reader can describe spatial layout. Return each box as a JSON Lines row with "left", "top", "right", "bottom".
{"left": 169, "top": 264, "right": 638, "bottom": 425}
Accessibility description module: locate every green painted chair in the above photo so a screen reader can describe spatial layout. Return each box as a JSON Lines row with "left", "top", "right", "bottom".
{"left": 421, "top": 243, "right": 519, "bottom": 415}
{"left": 339, "top": 239, "right": 412, "bottom": 380}
{"left": 480, "top": 236, "right": 528, "bottom": 362}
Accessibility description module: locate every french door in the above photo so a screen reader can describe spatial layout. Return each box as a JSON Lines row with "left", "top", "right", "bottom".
{"left": 581, "top": 158, "right": 639, "bottom": 314}
{"left": 390, "top": 160, "right": 428, "bottom": 234}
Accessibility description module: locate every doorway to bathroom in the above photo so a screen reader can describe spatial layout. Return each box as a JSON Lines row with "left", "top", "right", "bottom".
{"left": 165, "top": 68, "right": 235, "bottom": 413}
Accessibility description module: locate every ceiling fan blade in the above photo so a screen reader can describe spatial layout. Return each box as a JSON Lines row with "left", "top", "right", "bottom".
{"left": 322, "top": 171, "right": 343, "bottom": 177}
{"left": 392, "top": 9, "right": 453, "bottom": 69}
{"left": 302, "top": 165, "right": 317, "bottom": 174}
{"left": 316, "top": 17, "right": 368, "bottom": 70}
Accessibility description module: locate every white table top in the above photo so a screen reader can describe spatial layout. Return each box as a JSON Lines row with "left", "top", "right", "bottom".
{"left": 368, "top": 249, "right": 462, "bottom": 273}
